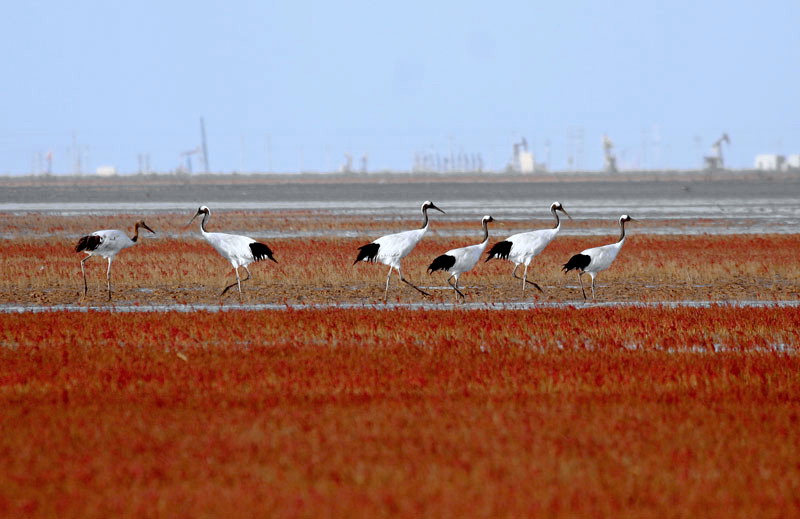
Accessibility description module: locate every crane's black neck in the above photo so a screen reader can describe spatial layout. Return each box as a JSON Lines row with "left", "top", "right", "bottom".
{"left": 131, "top": 224, "right": 140, "bottom": 243}
{"left": 481, "top": 219, "right": 491, "bottom": 243}
{"left": 551, "top": 206, "right": 561, "bottom": 230}
{"left": 618, "top": 219, "right": 627, "bottom": 242}
{"left": 420, "top": 207, "right": 429, "bottom": 230}
{"left": 200, "top": 212, "right": 209, "bottom": 233}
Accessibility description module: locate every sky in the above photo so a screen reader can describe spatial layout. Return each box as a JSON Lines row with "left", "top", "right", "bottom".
{"left": 1, "top": 0, "right": 799, "bottom": 175}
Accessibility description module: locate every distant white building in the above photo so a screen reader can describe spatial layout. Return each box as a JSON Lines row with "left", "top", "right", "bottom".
{"left": 785, "top": 155, "right": 800, "bottom": 170}
{"left": 518, "top": 151, "right": 535, "bottom": 173}
{"left": 754, "top": 154, "right": 785, "bottom": 171}
{"left": 95, "top": 165, "right": 118, "bottom": 177}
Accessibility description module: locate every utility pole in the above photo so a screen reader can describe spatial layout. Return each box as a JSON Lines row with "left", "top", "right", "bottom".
{"left": 200, "top": 117, "right": 209, "bottom": 173}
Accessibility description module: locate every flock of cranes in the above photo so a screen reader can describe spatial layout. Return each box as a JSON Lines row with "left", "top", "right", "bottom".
{"left": 75, "top": 202, "right": 633, "bottom": 302}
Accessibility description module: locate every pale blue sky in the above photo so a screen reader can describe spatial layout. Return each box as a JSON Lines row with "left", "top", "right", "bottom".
{"left": 1, "top": 1, "right": 798, "bottom": 174}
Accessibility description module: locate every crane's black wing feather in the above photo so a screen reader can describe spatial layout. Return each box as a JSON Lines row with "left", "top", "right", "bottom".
{"left": 75, "top": 234, "right": 102, "bottom": 253}
{"left": 250, "top": 242, "right": 277, "bottom": 263}
{"left": 428, "top": 254, "right": 456, "bottom": 274}
{"left": 354, "top": 243, "right": 380, "bottom": 264}
{"left": 485, "top": 240, "right": 512, "bottom": 262}
{"left": 562, "top": 253, "right": 591, "bottom": 273}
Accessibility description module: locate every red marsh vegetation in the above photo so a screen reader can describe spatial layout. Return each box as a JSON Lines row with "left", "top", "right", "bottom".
{"left": 1, "top": 307, "right": 799, "bottom": 518}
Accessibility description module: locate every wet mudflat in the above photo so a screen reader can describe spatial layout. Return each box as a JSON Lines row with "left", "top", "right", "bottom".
{"left": 1, "top": 173, "right": 799, "bottom": 311}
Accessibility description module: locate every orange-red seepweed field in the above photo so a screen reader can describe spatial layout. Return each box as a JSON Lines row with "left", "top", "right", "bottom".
{"left": 2, "top": 195, "right": 800, "bottom": 518}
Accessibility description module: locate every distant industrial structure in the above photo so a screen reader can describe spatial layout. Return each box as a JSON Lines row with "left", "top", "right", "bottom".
{"left": 95, "top": 165, "right": 117, "bottom": 177}
{"left": 412, "top": 148, "right": 484, "bottom": 173}
{"left": 177, "top": 118, "right": 210, "bottom": 174}
{"left": 703, "top": 133, "right": 730, "bottom": 170}
{"left": 602, "top": 135, "right": 618, "bottom": 174}
{"left": 23, "top": 122, "right": 800, "bottom": 176}
{"left": 509, "top": 137, "right": 547, "bottom": 173}
{"left": 754, "top": 154, "right": 800, "bottom": 171}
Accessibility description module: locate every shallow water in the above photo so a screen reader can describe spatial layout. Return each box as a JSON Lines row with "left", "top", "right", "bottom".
{"left": 2, "top": 178, "right": 799, "bottom": 236}
{"left": 2, "top": 300, "right": 799, "bottom": 314}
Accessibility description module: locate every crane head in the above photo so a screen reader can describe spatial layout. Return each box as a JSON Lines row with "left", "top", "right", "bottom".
{"left": 620, "top": 214, "right": 634, "bottom": 223}
{"left": 186, "top": 206, "right": 210, "bottom": 227}
{"left": 482, "top": 215, "right": 495, "bottom": 224}
{"left": 422, "top": 201, "right": 445, "bottom": 214}
{"left": 135, "top": 220, "right": 156, "bottom": 234}
{"left": 552, "top": 201, "right": 572, "bottom": 220}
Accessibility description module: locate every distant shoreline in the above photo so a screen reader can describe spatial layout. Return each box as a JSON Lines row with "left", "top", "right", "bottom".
{"left": 0, "top": 168, "right": 797, "bottom": 188}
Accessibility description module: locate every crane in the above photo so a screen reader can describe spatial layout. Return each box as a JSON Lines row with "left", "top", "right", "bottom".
{"left": 75, "top": 220, "right": 155, "bottom": 300}
{"left": 561, "top": 215, "right": 634, "bottom": 300}
{"left": 428, "top": 215, "right": 495, "bottom": 301}
{"left": 485, "top": 201, "right": 570, "bottom": 296}
{"left": 187, "top": 206, "right": 277, "bottom": 300}
{"left": 354, "top": 201, "right": 445, "bottom": 301}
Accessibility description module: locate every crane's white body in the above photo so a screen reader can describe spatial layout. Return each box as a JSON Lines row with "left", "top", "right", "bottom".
{"left": 201, "top": 229, "right": 261, "bottom": 270}
{"left": 371, "top": 227, "right": 428, "bottom": 269}
{"left": 503, "top": 226, "right": 560, "bottom": 267}
{"left": 355, "top": 201, "right": 445, "bottom": 300}
{"left": 189, "top": 206, "right": 276, "bottom": 299}
{"left": 578, "top": 239, "right": 625, "bottom": 277}
{"left": 486, "top": 201, "right": 569, "bottom": 295}
{"left": 429, "top": 216, "right": 494, "bottom": 300}
{"left": 82, "top": 229, "right": 138, "bottom": 259}
{"left": 442, "top": 239, "right": 489, "bottom": 280}
{"left": 562, "top": 215, "right": 632, "bottom": 300}
{"left": 76, "top": 220, "right": 154, "bottom": 300}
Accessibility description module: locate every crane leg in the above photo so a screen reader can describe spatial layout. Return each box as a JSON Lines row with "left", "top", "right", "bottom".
{"left": 221, "top": 266, "right": 245, "bottom": 298}
{"left": 397, "top": 267, "right": 430, "bottom": 297}
{"left": 106, "top": 258, "right": 113, "bottom": 301}
{"left": 578, "top": 272, "right": 587, "bottom": 300}
{"left": 590, "top": 274, "right": 596, "bottom": 300}
{"left": 80, "top": 256, "right": 91, "bottom": 297}
{"left": 512, "top": 264, "right": 523, "bottom": 293}
{"left": 383, "top": 266, "right": 393, "bottom": 301}
{"left": 448, "top": 275, "right": 465, "bottom": 301}
{"left": 512, "top": 264, "right": 543, "bottom": 293}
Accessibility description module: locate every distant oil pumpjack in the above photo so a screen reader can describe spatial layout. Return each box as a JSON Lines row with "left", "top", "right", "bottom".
{"left": 704, "top": 133, "right": 730, "bottom": 170}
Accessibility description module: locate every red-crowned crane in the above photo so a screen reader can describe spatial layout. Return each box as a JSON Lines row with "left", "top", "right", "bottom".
{"left": 485, "top": 201, "right": 570, "bottom": 295}
{"left": 75, "top": 220, "right": 155, "bottom": 300}
{"left": 562, "top": 214, "right": 634, "bottom": 300}
{"left": 354, "top": 201, "right": 445, "bottom": 300}
{"left": 428, "top": 215, "right": 494, "bottom": 301}
{"left": 188, "top": 206, "right": 277, "bottom": 300}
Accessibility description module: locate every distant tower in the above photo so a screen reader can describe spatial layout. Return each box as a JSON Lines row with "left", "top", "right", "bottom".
{"left": 137, "top": 153, "right": 151, "bottom": 174}
{"left": 341, "top": 153, "right": 353, "bottom": 173}
{"left": 200, "top": 117, "right": 210, "bottom": 173}
{"left": 360, "top": 153, "right": 368, "bottom": 173}
{"left": 566, "top": 128, "right": 584, "bottom": 170}
{"left": 575, "top": 128, "right": 584, "bottom": 170}
{"left": 70, "top": 132, "right": 83, "bottom": 175}
{"left": 603, "top": 135, "right": 618, "bottom": 174}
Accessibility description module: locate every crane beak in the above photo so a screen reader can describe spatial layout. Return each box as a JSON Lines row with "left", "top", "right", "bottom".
{"left": 184, "top": 211, "right": 200, "bottom": 229}
{"left": 431, "top": 204, "right": 445, "bottom": 214}
{"left": 141, "top": 222, "right": 155, "bottom": 234}
{"left": 560, "top": 208, "right": 573, "bottom": 220}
